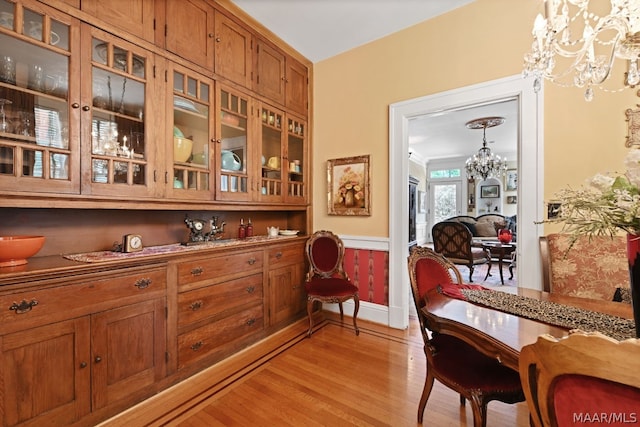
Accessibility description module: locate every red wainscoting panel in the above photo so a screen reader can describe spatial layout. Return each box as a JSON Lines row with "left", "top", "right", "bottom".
{"left": 343, "top": 248, "right": 389, "bottom": 305}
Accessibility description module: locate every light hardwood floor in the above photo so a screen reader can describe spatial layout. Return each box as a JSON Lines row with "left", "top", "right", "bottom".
{"left": 137, "top": 315, "right": 531, "bottom": 426}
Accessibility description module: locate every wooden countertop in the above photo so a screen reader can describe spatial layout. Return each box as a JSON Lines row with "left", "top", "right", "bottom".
{"left": 0, "top": 235, "right": 306, "bottom": 288}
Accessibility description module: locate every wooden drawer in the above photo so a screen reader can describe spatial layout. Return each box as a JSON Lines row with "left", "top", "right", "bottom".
{"left": 177, "top": 249, "right": 263, "bottom": 288}
{"left": 178, "top": 273, "right": 263, "bottom": 329}
{"left": 177, "top": 304, "right": 263, "bottom": 369}
{"left": 0, "top": 266, "right": 167, "bottom": 334}
{"left": 268, "top": 242, "right": 304, "bottom": 268}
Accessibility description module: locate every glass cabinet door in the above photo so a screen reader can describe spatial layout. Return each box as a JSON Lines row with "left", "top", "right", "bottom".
{"left": 0, "top": 0, "right": 79, "bottom": 194}
{"left": 286, "top": 116, "right": 306, "bottom": 203}
{"left": 259, "top": 104, "right": 283, "bottom": 200}
{"left": 84, "top": 28, "right": 156, "bottom": 198}
{"left": 216, "top": 85, "right": 250, "bottom": 201}
{"left": 169, "top": 64, "right": 213, "bottom": 198}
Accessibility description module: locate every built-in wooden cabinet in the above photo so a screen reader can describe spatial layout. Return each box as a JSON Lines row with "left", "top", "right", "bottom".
{"left": 255, "top": 37, "right": 309, "bottom": 117}
{"left": 81, "top": 24, "right": 161, "bottom": 198}
{"left": 268, "top": 242, "right": 306, "bottom": 325}
{"left": 164, "top": 0, "right": 215, "bottom": 70}
{"left": 216, "top": 84, "right": 252, "bottom": 201}
{"left": 254, "top": 38, "right": 286, "bottom": 106}
{"left": 0, "top": 264, "right": 167, "bottom": 427}
{"left": 285, "top": 57, "right": 309, "bottom": 116}
{"left": 167, "top": 61, "right": 215, "bottom": 199}
{"left": 214, "top": 10, "right": 253, "bottom": 88}
{"left": 0, "top": 0, "right": 80, "bottom": 194}
{"left": 0, "top": 0, "right": 310, "bottom": 209}
{"left": 80, "top": 0, "right": 155, "bottom": 43}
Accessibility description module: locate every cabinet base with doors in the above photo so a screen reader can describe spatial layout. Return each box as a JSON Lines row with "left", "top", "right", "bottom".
{"left": 268, "top": 241, "right": 306, "bottom": 325}
{"left": 0, "top": 237, "right": 309, "bottom": 427}
{"left": 0, "top": 264, "right": 167, "bottom": 427}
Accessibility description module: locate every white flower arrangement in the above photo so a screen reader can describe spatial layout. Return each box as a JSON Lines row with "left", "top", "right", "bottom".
{"left": 549, "top": 149, "right": 640, "bottom": 238}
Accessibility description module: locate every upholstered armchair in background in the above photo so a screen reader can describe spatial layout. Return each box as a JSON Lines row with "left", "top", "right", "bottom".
{"left": 432, "top": 221, "right": 491, "bottom": 282}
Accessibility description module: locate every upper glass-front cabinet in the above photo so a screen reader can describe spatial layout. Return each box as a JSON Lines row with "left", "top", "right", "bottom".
{"left": 169, "top": 63, "right": 213, "bottom": 199}
{"left": 286, "top": 116, "right": 306, "bottom": 203}
{"left": 216, "top": 85, "right": 250, "bottom": 201}
{"left": 83, "top": 26, "right": 158, "bottom": 198}
{"left": 259, "top": 104, "right": 283, "bottom": 201}
{"left": 0, "top": 0, "right": 79, "bottom": 194}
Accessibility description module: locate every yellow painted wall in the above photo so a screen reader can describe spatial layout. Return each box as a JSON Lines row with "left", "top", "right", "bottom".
{"left": 313, "top": 0, "right": 637, "bottom": 236}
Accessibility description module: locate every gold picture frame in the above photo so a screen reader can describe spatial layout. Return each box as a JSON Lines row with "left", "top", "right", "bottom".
{"left": 327, "top": 155, "right": 371, "bottom": 216}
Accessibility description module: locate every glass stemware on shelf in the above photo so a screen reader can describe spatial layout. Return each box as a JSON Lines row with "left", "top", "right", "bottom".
{"left": 0, "top": 98, "right": 12, "bottom": 134}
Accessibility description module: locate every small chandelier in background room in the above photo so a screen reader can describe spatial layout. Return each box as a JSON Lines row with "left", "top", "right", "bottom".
{"left": 465, "top": 116, "right": 508, "bottom": 181}
{"left": 523, "top": 0, "right": 640, "bottom": 101}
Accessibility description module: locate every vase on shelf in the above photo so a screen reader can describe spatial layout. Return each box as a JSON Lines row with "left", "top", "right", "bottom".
{"left": 626, "top": 233, "right": 640, "bottom": 338}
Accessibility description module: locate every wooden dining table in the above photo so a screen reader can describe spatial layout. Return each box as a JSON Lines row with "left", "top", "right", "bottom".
{"left": 421, "top": 287, "right": 634, "bottom": 371}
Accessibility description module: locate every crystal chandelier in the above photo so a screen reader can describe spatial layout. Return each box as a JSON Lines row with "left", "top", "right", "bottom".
{"left": 465, "top": 117, "right": 508, "bottom": 181}
{"left": 523, "top": 0, "right": 640, "bottom": 101}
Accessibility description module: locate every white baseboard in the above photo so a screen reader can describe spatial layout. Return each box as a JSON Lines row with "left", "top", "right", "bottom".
{"left": 321, "top": 300, "right": 389, "bottom": 326}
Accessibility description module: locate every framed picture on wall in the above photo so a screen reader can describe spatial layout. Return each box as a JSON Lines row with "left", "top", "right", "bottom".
{"left": 480, "top": 184, "right": 499, "bottom": 198}
{"left": 327, "top": 155, "right": 371, "bottom": 216}
{"left": 506, "top": 169, "right": 517, "bottom": 191}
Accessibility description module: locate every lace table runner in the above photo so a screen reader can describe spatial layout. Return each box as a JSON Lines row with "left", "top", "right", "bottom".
{"left": 460, "top": 289, "right": 636, "bottom": 341}
{"left": 64, "top": 235, "right": 297, "bottom": 263}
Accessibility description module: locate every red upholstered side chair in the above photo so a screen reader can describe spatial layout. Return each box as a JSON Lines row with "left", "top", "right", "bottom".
{"left": 407, "top": 246, "right": 524, "bottom": 427}
{"left": 304, "top": 230, "right": 359, "bottom": 337}
{"left": 519, "top": 331, "right": 640, "bottom": 427}
{"left": 431, "top": 221, "right": 491, "bottom": 282}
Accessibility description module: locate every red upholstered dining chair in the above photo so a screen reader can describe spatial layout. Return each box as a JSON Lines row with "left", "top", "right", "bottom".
{"left": 519, "top": 331, "right": 640, "bottom": 427}
{"left": 407, "top": 246, "right": 524, "bottom": 427}
{"left": 431, "top": 221, "right": 491, "bottom": 282}
{"left": 304, "top": 230, "right": 359, "bottom": 337}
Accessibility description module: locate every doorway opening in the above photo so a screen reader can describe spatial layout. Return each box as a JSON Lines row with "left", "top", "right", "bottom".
{"left": 388, "top": 74, "right": 544, "bottom": 330}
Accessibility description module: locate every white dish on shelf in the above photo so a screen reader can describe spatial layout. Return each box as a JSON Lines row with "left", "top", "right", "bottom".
{"left": 173, "top": 96, "right": 199, "bottom": 113}
{"left": 279, "top": 230, "right": 299, "bottom": 236}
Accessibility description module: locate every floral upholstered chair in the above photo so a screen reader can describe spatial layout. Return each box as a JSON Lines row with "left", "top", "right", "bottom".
{"left": 539, "top": 234, "right": 629, "bottom": 301}
{"left": 520, "top": 331, "right": 640, "bottom": 427}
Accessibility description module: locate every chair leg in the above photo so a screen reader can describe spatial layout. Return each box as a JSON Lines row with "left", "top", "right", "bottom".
{"left": 418, "top": 360, "right": 436, "bottom": 423}
{"left": 338, "top": 301, "right": 344, "bottom": 320}
{"left": 469, "top": 393, "right": 488, "bottom": 427}
{"left": 352, "top": 295, "right": 360, "bottom": 336}
{"left": 484, "top": 260, "right": 492, "bottom": 281}
{"left": 306, "top": 298, "right": 315, "bottom": 338}
{"left": 468, "top": 265, "right": 475, "bottom": 282}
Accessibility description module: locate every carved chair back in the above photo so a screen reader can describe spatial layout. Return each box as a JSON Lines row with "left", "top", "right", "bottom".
{"left": 520, "top": 331, "right": 640, "bottom": 427}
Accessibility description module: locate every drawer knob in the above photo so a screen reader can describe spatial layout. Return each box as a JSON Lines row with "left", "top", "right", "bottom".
{"left": 9, "top": 299, "right": 38, "bottom": 314}
{"left": 246, "top": 318, "right": 256, "bottom": 326}
{"left": 134, "top": 278, "right": 152, "bottom": 289}
{"left": 247, "top": 257, "right": 256, "bottom": 265}
{"left": 275, "top": 252, "right": 283, "bottom": 259}
{"left": 80, "top": 362, "right": 87, "bottom": 369}
{"left": 191, "top": 341, "right": 203, "bottom": 351}
{"left": 191, "top": 267, "right": 204, "bottom": 276}
{"left": 94, "top": 356, "right": 102, "bottom": 363}
{"left": 190, "top": 300, "right": 203, "bottom": 311}
{"left": 246, "top": 286, "right": 255, "bottom": 294}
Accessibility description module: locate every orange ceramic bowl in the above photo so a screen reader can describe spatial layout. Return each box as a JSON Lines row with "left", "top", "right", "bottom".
{"left": 0, "top": 236, "right": 45, "bottom": 267}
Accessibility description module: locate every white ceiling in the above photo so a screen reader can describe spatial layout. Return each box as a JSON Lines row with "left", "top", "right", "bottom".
{"left": 229, "top": 0, "right": 517, "bottom": 162}
{"left": 229, "top": 0, "right": 475, "bottom": 63}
